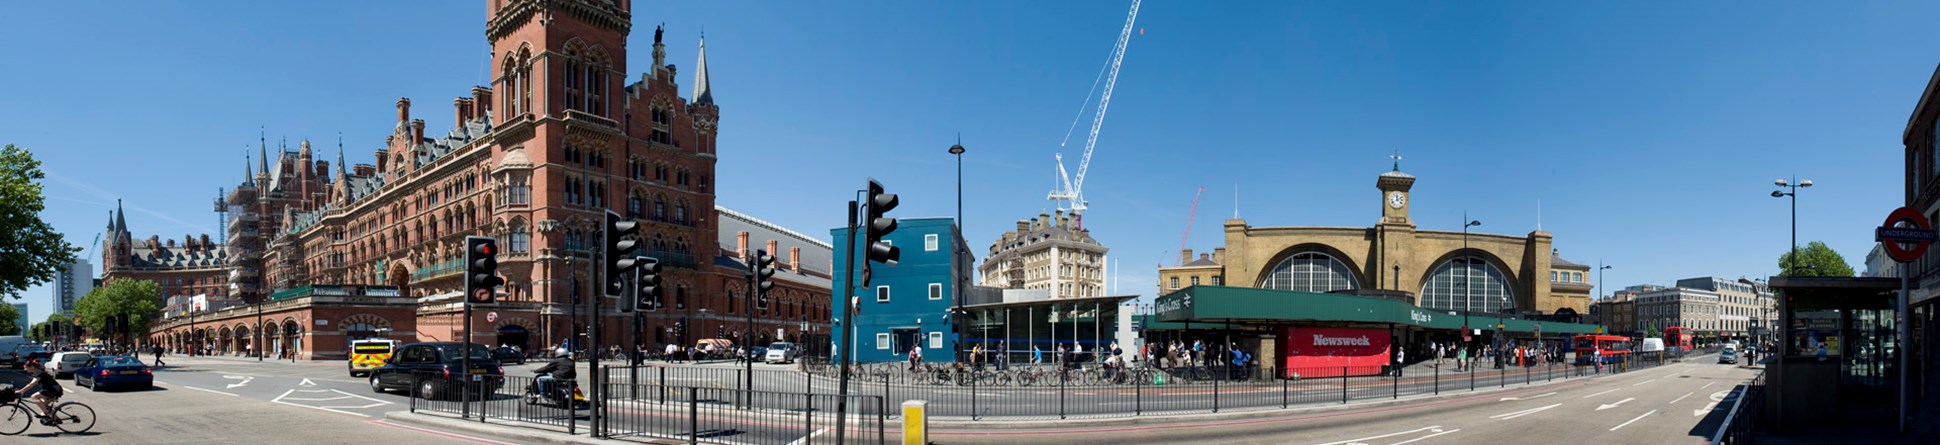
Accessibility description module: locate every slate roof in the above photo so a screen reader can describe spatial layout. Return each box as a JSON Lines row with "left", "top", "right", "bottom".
{"left": 129, "top": 244, "right": 227, "bottom": 270}
{"left": 1182, "top": 257, "right": 1219, "bottom": 267}
{"left": 1551, "top": 253, "right": 1589, "bottom": 269}
{"left": 715, "top": 206, "right": 834, "bottom": 275}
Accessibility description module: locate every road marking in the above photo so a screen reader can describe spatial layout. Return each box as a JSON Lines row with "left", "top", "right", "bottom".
{"left": 369, "top": 419, "right": 522, "bottom": 445}
{"left": 224, "top": 375, "right": 255, "bottom": 389}
{"left": 271, "top": 389, "right": 372, "bottom": 417}
{"left": 300, "top": 378, "right": 317, "bottom": 387}
{"left": 1631, "top": 378, "right": 1657, "bottom": 387}
{"left": 1669, "top": 392, "right": 1694, "bottom": 404}
{"left": 1694, "top": 390, "right": 1734, "bottom": 416}
{"left": 1701, "top": 382, "right": 1715, "bottom": 389}
{"left": 1582, "top": 389, "right": 1620, "bottom": 398}
{"left": 1316, "top": 426, "right": 1443, "bottom": 445}
{"left": 786, "top": 427, "right": 833, "bottom": 445}
{"left": 181, "top": 385, "right": 241, "bottom": 397}
{"left": 1490, "top": 403, "right": 1561, "bottom": 420}
{"left": 1609, "top": 410, "right": 1657, "bottom": 431}
{"left": 1499, "top": 392, "right": 1555, "bottom": 401}
{"left": 1596, "top": 398, "right": 1636, "bottom": 411}
{"left": 1390, "top": 428, "right": 1461, "bottom": 445}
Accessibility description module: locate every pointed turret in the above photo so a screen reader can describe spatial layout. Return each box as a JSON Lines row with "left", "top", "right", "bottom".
{"left": 257, "top": 130, "right": 270, "bottom": 179}
{"left": 244, "top": 151, "right": 253, "bottom": 184}
{"left": 693, "top": 34, "right": 713, "bottom": 106}
{"left": 114, "top": 199, "right": 127, "bottom": 235}
{"left": 336, "top": 136, "right": 347, "bottom": 181}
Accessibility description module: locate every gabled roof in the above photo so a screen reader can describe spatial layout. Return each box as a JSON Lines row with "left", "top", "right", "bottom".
{"left": 129, "top": 244, "right": 227, "bottom": 270}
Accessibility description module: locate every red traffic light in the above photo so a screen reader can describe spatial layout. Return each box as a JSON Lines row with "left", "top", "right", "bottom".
{"left": 476, "top": 243, "right": 494, "bottom": 257}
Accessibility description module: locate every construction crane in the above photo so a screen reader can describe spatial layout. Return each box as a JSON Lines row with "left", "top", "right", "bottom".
{"left": 1178, "top": 186, "right": 1203, "bottom": 266}
{"left": 1049, "top": 0, "right": 1141, "bottom": 228}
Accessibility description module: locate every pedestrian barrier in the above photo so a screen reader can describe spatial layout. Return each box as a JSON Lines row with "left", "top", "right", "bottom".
{"left": 1708, "top": 370, "right": 1766, "bottom": 445}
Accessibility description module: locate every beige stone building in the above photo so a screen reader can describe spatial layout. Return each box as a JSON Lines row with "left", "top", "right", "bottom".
{"left": 980, "top": 210, "right": 1109, "bottom": 299}
{"left": 1158, "top": 248, "right": 1224, "bottom": 295}
{"left": 1216, "top": 166, "right": 1591, "bottom": 319}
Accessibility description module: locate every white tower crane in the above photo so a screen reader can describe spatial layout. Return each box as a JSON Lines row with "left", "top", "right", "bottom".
{"left": 1049, "top": 0, "right": 1141, "bottom": 228}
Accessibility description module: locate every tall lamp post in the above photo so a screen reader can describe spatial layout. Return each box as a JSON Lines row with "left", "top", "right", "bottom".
{"left": 949, "top": 140, "right": 965, "bottom": 361}
{"left": 1598, "top": 262, "right": 1613, "bottom": 333}
{"left": 1463, "top": 217, "right": 1481, "bottom": 367}
{"left": 1772, "top": 177, "right": 1813, "bottom": 275}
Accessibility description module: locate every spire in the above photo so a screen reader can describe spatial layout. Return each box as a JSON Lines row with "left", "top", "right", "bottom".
{"left": 114, "top": 199, "right": 127, "bottom": 234}
{"left": 244, "top": 147, "right": 253, "bottom": 183}
{"left": 257, "top": 128, "right": 270, "bottom": 178}
{"left": 336, "top": 133, "right": 347, "bottom": 180}
{"left": 692, "top": 33, "right": 713, "bottom": 105}
{"left": 1390, "top": 147, "right": 1401, "bottom": 172}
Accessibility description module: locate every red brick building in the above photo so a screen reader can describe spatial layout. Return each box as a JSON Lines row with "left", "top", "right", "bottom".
{"left": 101, "top": 200, "right": 233, "bottom": 312}
{"left": 149, "top": 0, "right": 831, "bottom": 360}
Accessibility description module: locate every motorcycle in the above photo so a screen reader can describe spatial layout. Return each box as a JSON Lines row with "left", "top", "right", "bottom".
{"left": 523, "top": 374, "right": 589, "bottom": 409}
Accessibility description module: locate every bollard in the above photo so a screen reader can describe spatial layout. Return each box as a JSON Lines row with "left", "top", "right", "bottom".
{"left": 902, "top": 400, "right": 928, "bottom": 445}
{"left": 1341, "top": 366, "right": 1349, "bottom": 404}
{"left": 1281, "top": 368, "right": 1289, "bottom": 408}
{"left": 688, "top": 387, "right": 700, "bottom": 445}
{"left": 659, "top": 366, "right": 668, "bottom": 403}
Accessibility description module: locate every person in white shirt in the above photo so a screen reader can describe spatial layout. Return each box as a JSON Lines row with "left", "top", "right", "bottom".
{"left": 908, "top": 343, "right": 924, "bottom": 371}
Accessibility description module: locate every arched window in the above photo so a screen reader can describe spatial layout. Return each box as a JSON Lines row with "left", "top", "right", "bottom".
{"left": 1420, "top": 256, "right": 1516, "bottom": 313}
{"left": 1260, "top": 252, "right": 1357, "bottom": 293}
{"left": 508, "top": 221, "right": 530, "bottom": 253}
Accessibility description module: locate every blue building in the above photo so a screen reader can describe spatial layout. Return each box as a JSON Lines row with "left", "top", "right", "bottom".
{"left": 830, "top": 218, "right": 971, "bottom": 363}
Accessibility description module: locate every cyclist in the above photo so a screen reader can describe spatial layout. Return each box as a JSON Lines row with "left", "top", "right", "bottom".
{"left": 15, "top": 360, "right": 62, "bottom": 425}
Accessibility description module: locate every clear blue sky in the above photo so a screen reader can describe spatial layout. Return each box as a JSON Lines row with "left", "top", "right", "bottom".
{"left": 2, "top": 1, "right": 1935, "bottom": 325}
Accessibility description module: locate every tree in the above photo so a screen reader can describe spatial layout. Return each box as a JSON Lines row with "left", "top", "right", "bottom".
{"left": 30, "top": 313, "right": 72, "bottom": 342}
{"left": 0, "top": 145, "right": 78, "bottom": 297}
{"left": 0, "top": 302, "right": 18, "bottom": 335}
{"left": 76, "top": 279, "right": 160, "bottom": 344}
{"left": 1778, "top": 241, "right": 1856, "bottom": 277}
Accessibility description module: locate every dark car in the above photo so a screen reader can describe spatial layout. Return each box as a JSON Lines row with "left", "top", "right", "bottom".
{"left": 492, "top": 347, "right": 526, "bottom": 365}
{"left": 13, "top": 346, "right": 53, "bottom": 369}
{"left": 368, "top": 342, "right": 503, "bottom": 400}
{"left": 75, "top": 355, "right": 154, "bottom": 391}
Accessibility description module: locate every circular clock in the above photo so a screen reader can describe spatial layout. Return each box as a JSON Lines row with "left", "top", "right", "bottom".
{"left": 1388, "top": 192, "right": 1406, "bottom": 209}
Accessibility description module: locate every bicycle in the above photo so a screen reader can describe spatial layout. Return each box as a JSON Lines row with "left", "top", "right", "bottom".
{"left": 0, "top": 387, "right": 96, "bottom": 435}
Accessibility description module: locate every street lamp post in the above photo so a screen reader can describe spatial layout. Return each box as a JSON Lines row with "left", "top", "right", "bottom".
{"left": 1599, "top": 262, "right": 1613, "bottom": 333}
{"left": 1464, "top": 216, "right": 1481, "bottom": 371}
{"left": 1772, "top": 177, "right": 1813, "bottom": 275}
{"left": 949, "top": 140, "right": 965, "bottom": 362}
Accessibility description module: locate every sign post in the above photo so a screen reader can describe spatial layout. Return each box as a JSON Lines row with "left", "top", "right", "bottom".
{"left": 1875, "top": 206, "right": 1932, "bottom": 433}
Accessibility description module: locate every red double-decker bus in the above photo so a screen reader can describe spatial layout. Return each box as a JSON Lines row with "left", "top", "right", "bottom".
{"left": 1574, "top": 334, "right": 1633, "bottom": 365}
{"left": 1664, "top": 326, "right": 1693, "bottom": 353}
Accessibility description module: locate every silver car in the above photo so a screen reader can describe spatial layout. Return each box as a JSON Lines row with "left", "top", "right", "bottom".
{"left": 53, "top": 351, "right": 94, "bottom": 378}
{"left": 764, "top": 342, "right": 797, "bottom": 364}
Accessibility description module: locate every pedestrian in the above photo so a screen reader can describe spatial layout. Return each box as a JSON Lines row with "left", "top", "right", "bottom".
{"left": 908, "top": 342, "right": 924, "bottom": 372}
{"left": 666, "top": 343, "right": 678, "bottom": 363}
{"left": 1457, "top": 346, "right": 1468, "bottom": 371}
{"left": 1394, "top": 348, "right": 1406, "bottom": 377}
{"left": 1032, "top": 345, "right": 1043, "bottom": 365}
{"left": 152, "top": 344, "right": 167, "bottom": 366}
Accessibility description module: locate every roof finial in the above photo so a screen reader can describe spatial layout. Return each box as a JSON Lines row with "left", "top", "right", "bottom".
{"left": 1390, "top": 147, "right": 1401, "bottom": 172}
{"left": 336, "top": 132, "right": 347, "bottom": 179}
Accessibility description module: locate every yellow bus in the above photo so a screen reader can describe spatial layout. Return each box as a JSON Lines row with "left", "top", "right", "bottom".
{"left": 348, "top": 338, "right": 399, "bottom": 377}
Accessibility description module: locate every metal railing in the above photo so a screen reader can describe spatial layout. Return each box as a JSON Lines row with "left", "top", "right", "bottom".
{"left": 1709, "top": 370, "right": 1766, "bottom": 445}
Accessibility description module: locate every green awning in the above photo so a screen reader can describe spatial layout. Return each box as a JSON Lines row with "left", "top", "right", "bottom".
{"left": 1153, "top": 285, "right": 1606, "bottom": 335}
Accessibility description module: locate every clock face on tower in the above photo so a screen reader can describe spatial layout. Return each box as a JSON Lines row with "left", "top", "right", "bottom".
{"left": 1388, "top": 191, "right": 1406, "bottom": 209}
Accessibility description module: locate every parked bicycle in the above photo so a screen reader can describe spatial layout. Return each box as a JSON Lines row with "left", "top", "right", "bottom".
{"left": 0, "top": 385, "right": 95, "bottom": 435}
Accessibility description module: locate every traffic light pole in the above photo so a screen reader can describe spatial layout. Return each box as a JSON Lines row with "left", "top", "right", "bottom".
{"left": 834, "top": 199, "right": 860, "bottom": 445}
{"left": 745, "top": 267, "right": 755, "bottom": 408}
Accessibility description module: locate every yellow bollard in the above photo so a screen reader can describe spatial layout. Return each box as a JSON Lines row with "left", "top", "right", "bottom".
{"left": 903, "top": 400, "right": 928, "bottom": 445}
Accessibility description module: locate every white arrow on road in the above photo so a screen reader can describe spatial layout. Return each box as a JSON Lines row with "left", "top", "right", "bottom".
{"left": 1489, "top": 403, "right": 1562, "bottom": 420}
{"left": 1694, "top": 390, "right": 1735, "bottom": 416}
{"left": 224, "top": 375, "right": 254, "bottom": 389}
{"left": 1500, "top": 392, "right": 1556, "bottom": 402}
{"left": 1596, "top": 397, "right": 1636, "bottom": 411}
{"left": 300, "top": 378, "right": 317, "bottom": 387}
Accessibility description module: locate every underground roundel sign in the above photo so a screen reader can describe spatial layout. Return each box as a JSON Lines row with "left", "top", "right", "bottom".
{"left": 1876, "top": 207, "right": 1936, "bottom": 263}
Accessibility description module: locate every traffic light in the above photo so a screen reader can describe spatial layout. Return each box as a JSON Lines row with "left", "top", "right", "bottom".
{"left": 465, "top": 236, "right": 504, "bottom": 305}
{"left": 634, "top": 257, "right": 661, "bottom": 312}
{"left": 755, "top": 249, "right": 776, "bottom": 310}
{"left": 605, "top": 210, "right": 640, "bottom": 297}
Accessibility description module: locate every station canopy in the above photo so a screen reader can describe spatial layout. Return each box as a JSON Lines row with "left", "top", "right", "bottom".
{"left": 1154, "top": 285, "right": 1604, "bottom": 335}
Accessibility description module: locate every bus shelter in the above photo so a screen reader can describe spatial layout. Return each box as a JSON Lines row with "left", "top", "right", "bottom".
{"left": 1766, "top": 276, "right": 1910, "bottom": 432}
{"left": 1153, "top": 285, "right": 1607, "bottom": 378}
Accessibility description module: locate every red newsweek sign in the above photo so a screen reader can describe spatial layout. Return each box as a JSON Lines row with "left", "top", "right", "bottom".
{"left": 1277, "top": 327, "right": 1391, "bottom": 378}
{"left": 1877, "top": 207, "right": 1935, "bottom": 263}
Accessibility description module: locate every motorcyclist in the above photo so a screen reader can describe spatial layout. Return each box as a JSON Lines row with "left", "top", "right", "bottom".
{"left": 532, "top": 355, "right": 576, "bottom": 400}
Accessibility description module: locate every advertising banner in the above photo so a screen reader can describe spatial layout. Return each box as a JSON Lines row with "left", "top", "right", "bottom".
{"left": 1278, "top": 327, "right": 1392, "bottom": 378}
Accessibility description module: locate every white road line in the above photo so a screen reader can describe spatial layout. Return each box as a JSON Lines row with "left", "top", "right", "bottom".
{"left": 1609, "top": 410, "right": 1657, "bottom": 431}
{"left": 1499, "top": 392, "right": 1556, "bottom": 401}
{"left": 786, "top": 428, "right": 833, "bottom": 445}
{"left": 1596, "top": 398, "right": 1636, "bottom": 411}
{"left": 1669, "top": 392, "right": 1695, "bottom": 405}
{"left": 271, "top": 389, "right": 372, "bottom": 418}
{"left": 1316, "top": 426, "right": 1444, "bottom": 445}
{"left": 281, "top": 396, "right": 354, "bottom": 402}
{"left": 1390, "top": 429, "right": 1461, "bottom": 445}
{"left": 1631, "top": 378, "right": 1657, "bottom": 387}
{"left": 1701, "top": 382, "right": 1715, "bottom": 389}
{"left": 1489, "top": 404, "right": 1561, "bottom": 420}
{"left": 181, "top": 385, "right": 241, "bottom": 397}
{"left": 1582, "top": 389, "right": 1620, "bottom": 398}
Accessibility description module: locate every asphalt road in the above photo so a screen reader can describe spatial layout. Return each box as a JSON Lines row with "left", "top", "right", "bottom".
{"left": 0, "top": 365, "right": 514, "bottom": 444}
{"left": 933, "top": 353, "right": 1760, "bottom": 445}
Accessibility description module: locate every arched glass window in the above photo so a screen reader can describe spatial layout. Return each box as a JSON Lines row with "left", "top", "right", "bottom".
{"left": 1420, "top": 256, "right": 1515, "bottom": 313}
{"left": 1260, "top": 252, "right": 1358, "bottom": 293}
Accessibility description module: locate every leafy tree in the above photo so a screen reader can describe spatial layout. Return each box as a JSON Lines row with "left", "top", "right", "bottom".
{"left": 1777, "top": 241, "right": 1856, "bottom": 277}
{"left": 0, "top": 302, "right": 18, "bottom": 335}
{"left": 29, "top": 313, "right": 72, "bottom": 342}
{"left": 76, "top": 279, "right": 160, "bottom": 343}
{"left": 0, "top": 145, "right": 78, "bottom": 297}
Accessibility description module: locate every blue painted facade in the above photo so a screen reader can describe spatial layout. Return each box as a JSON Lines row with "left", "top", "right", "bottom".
{"left": 829, "top": 218, "right": 970, "bottom": 363}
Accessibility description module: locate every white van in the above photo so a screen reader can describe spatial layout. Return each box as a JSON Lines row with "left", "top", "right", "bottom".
{"left": 0, "top": 336, "right": 32, "bottom": 367}
{"left": 1638, "top": 338, "right": 1665, "bottom": 353}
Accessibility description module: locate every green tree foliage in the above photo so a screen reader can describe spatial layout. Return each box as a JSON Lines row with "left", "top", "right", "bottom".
{"left": 0, "top": 145, "right": 78, "bottom": 297}
{"left": 29, "top": 313, "right": 72, "bottom": 342}
{"left": 0, "top": 302, "right": 18, "bottom": 335}
{"left": 1778, "top": 241, "right": 1856, "bottom": 277}
{"left": 76, "top": 279, "right": 160, "bottom": 340}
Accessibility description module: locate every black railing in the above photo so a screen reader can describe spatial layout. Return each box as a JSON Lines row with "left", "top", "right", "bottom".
{"left": 1709, "top": 371, "right": 1766, "bottom": 445}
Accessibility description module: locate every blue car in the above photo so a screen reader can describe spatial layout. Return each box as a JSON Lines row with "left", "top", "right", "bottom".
{"left": 74, "top": 355, "right": 153, "bottom": 392}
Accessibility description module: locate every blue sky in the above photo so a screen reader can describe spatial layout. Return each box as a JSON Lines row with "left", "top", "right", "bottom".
{"left": 2, "top": 1, "right": 1936, "bottom": 326}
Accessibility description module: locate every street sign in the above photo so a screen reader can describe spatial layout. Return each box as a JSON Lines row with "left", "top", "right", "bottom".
{"left": 1876, "top": 207, "right": 1935, "bottom": 263}
{"left": 486, "top": 312, "right": 498, "bottom": 323}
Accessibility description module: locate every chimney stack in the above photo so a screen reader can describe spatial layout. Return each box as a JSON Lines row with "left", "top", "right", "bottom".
{"left": 472, "top": 86, "right": 493, "bottom": 117}
{"left": 396, "top": 97, "right": 411, "bottom": 123}
{"left": 736, "top": 231, "right": 750, "bottom": 259}
{"left": 765, "top": 240, "right": 779, "bottom": 261}
{"left": 789, "top": 247, "right": 801, "bottom": 272}
{"left": 410, "top": 119, "right": 426, "bottom": 145}
{"left": 455, "top": 97, "right": 472, "bottom": 125}
{"left": 1016, "top": 220, "right": 1029, "bottom": 234}
{"left": 1180, "top": 249, "right": 1194, "bottom": 266}
{"left": 1213, "top": 247, "right": 1225, "bottom": 264}
{"left": 374, "top": 150, "right": 387, "bottom": 172}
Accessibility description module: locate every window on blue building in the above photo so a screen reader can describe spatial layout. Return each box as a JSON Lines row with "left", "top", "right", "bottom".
{"left": 876, "top": 333, "right": 890, "bottom": 350}
{"left": 925, "top": 234, "right": 938, "bottom": 252}
{"left": 929, "top": 283, "right": 942, "bottom": 300}
{"left": 877, "top": 286, "right": 890, "bottom": 302}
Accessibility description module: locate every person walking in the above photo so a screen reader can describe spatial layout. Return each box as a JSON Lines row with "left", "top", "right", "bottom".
{"left": 1456, "top": 345, "right": 1468, "bottom": 372}
{"left": 1032, "top": 345, "right": 1043, "bottom": 365}
{"left": 151, "top": 344, "right": 167, "bottom": 367}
